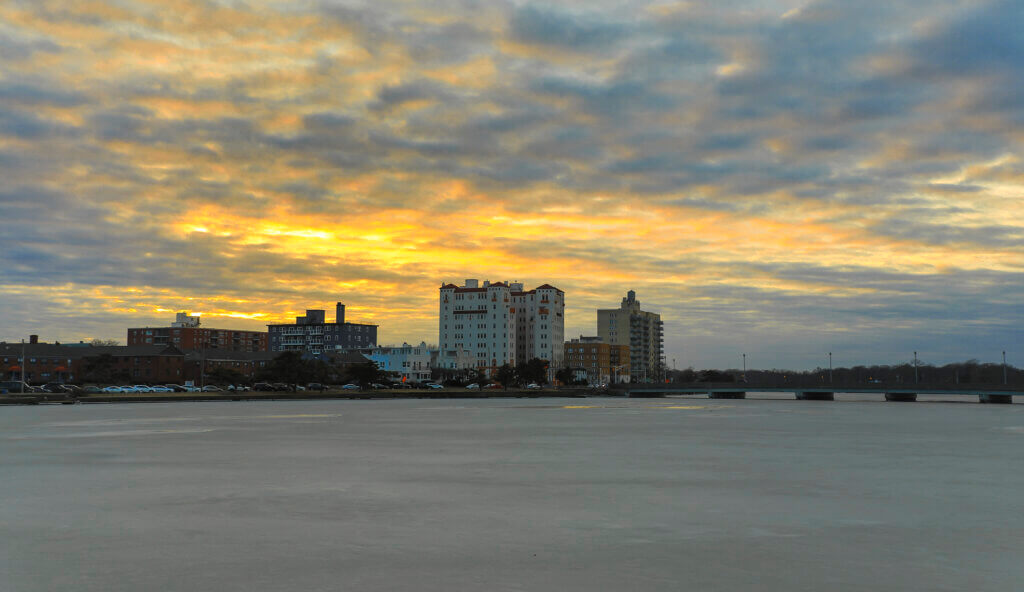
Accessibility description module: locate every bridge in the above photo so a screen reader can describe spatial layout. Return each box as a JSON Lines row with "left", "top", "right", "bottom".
{"left": 616, "top": 384, "right": 1021, "bottom": 404}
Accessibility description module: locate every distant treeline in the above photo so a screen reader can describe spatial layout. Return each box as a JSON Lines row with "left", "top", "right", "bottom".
{"left": 668, "top": 360, "right": 1021, "bottom": 388}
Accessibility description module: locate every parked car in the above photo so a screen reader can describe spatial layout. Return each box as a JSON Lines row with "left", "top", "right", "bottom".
{"left": 465, "top": 383, "right": 480, "bottom": 389}
{"left": 425, "top": 383, "right": 443, "bottom": 390}
{"left": 81, "top": 386, "right": 102, "bottom": 394}
{"left": 201, "top": 385, "right": 222, "bottom": 392}
{"left": 164, "top": 384, "right": 188, "bottom": 392}
{"left": 272, "top": 383, "right": 290, "bottom": 391}
{"left": 149, "top": 386, "right": 172, "bottom": 393}
{"left": 101, "top": 386, "right": 124, "bottom": 393}
{"left": 253, "top": 382, "right": 275, "bottom": 391}
{"left": 484, "top": 383, "right": 503, "bottom": 390}
{"left": 341, "top": 383, "right": 360, "bottom": 390}
{"left": 132, "top": 385, "right": 154, "bottom": 393}
{"left": 525, "top": 383, "right": 542, "bottom": 390}
{"left": 41, "top": 382, "right": 69, "bottom": 394}
{"left": 307, "top": 383, "right": 327, "bottom": 391}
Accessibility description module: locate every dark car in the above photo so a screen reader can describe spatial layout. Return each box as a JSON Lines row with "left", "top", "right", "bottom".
{"left": 253, "top": 382, "right": 275, "bottom": 391}
{"left": 307, "top": 383, "right": 327, "bottom": 391}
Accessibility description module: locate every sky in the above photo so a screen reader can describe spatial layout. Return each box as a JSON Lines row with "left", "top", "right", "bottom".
{"left": 1, "top": 0, "right": 1022, "bottom": 370}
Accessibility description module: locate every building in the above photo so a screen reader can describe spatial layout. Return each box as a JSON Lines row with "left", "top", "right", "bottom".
{"left": 439, "top": 279, "right": 564, "bottom": 377}
{"left": 563, "top": 336, "right": 631, "bottom": 384}
{"left": 366, "top": 342, "right": 433, "bottom": 383}
{"left": 1, "top": 340, "right": 185, "bottom": 384}
{"left": 598, "top": 291, "right": 664, "bottom": 382}
{"left": 431, "top": 348, "right": 475, "bottom": 373}
{"left": 184, "top": 350, "right": 277, "bottom": 385}
{"left": 268, "top": 302, "right": 377, "bottom": 354}
{"left": 128, "top": 312, "right": 268, "bottom": 352}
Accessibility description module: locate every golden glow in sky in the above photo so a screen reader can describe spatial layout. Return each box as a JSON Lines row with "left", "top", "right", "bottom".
{"left": 1, "top": 0, "right": 1022, "bottom": 368}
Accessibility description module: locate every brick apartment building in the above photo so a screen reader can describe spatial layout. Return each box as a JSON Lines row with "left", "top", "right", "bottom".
{"left": 128, "top": 312, "right": 267, "bottom": 352}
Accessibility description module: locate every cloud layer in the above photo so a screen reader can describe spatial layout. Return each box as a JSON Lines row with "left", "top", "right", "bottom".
{"left": 1, "top": 0, "right": 1022, "bottom": 369}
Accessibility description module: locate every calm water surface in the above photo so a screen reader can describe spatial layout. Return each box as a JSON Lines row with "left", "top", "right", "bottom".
{"left": 2, "top": 397, "right": 1022, "bottom": 591}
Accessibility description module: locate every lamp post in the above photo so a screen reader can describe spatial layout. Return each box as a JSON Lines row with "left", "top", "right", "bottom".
{"left": 1004, "top": 351, "right": 1008, "bottom": 385}
{"left": 829, "top": 352, "right": 833, "bottom": 384}
{"left": 913, "top": 351, "right": 918, "bottom": 384}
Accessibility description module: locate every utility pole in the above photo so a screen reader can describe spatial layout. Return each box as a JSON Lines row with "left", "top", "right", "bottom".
{"left": 1004, "top": 351, "right": 1008, "bottom": 385}
{"left": 829, "top": 352, "right": 833, "bottom": 384}
{"left": 20, "top": 339, "right": 26, "bottom": 394}
{"left": 914, "top": 351, "right": 918, "bottom": 384}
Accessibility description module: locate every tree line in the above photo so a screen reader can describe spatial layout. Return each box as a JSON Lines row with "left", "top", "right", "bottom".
{"left": 668, "top": 360, "right": 1022, "bottom": 388}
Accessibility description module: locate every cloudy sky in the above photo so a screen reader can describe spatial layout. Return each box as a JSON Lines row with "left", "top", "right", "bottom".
{"left": 1, "top": 0, "right": 1022, "bottom": 370}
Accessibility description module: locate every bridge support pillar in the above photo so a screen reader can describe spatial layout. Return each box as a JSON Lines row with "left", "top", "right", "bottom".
{"left": 796, "top": 391, "right": 834, "bottom": 401}
{"left": 979, "top": 394, "right": 1012, "bottom": 404}
{"left": 709, "top": 392, "right": 745, "bottom": 399}
{"left": 885, "top": 392, "right": 917, "bottom": 402}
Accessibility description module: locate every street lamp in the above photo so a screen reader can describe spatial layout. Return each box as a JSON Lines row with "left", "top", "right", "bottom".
{"left": 829, "top": 352, "right": 833, "bottom": 384}
{"left": 913, "top": 351, "right": 918, "bottom": 384}
{"left": 1004, "top": 351, "right": 1008, "bottom": 385}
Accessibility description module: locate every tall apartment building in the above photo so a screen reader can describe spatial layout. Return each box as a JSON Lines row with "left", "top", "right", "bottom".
{"left": 128, "top": 312, "right": 268, "bottom": 352}
{"left": 564, "top": 336, "right": 631, "bottom": 385}
{"left": 598, "top": 290, "right": 664, "bottom": 382}
{"left": 268, "top": 302, "right": 377, "bottom": 354}
{"left": 439, "top": 279, "right": 564, "bottom": 376}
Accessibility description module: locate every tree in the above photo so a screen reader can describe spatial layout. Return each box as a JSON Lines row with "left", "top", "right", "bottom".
{"left": 206, "top": 366, "right": 247, "bottom": 386}
{"left": 258, "top": 351, "right": 317, "bottom": 387}
{"left": 554, "top": 367, "right": 575, "bottom": 385}
{"left": 81, "top": 353, "right": 130, "bottom": 384}
{"left": 496, "top": 364, "right": 518, "bottom": 388}
{"left": 345, "top": 362, "right": 385, "bottom": 387}
{"left": 517, "top": 358, "right": 548, "bottom": 385}
{"left": 90, "top": 339, "right": 120, "bottom": 346}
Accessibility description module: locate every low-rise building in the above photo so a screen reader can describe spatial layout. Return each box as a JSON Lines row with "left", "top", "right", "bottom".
{"left": 563, "top": 336, "right": 631, "bottom": 384}
{"left": 128, "top": 312, "right": 268, "bottom": 352}
{"left": 268, "top": 302, "right": 377, "bottom": 354}
{"left": 1, "top": 339, "right": 185, "bottom": 384}
{"left": 366, "top": 342, "right": 433, "bottom": 382}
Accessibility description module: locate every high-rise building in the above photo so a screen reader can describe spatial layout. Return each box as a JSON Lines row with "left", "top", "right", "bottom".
{"left": 268, "top": 302, "right": 377, "bottom": 354}
{"left": 439, "top": 279, "right": 564, "bottom": 376}
{"left": 598, "top": 291, "right": 664, "bottom": 382}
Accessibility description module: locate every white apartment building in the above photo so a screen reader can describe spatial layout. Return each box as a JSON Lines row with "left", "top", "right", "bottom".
{"left": 439, "top": 279, "right": 565, "bottom": 377}
{"left": 366, "top": 342, "right": 433, "bottom": 382}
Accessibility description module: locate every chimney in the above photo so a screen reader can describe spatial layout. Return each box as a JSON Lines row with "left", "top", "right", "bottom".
{"left": 29, "top": 335, "right": 38, "bottom": 344}
{"left": 465, "top": 279, "right": 478, "bottom": 288}
{"left": 336, "top": 302, "right": 346, "bottom": 325}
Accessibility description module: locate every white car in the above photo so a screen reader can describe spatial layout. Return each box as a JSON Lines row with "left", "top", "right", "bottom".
{"left": 101, "top": 386, "right": 124, "bottom": 393}
{"left": 465, "top": 383, "right": 480, "bottom": 389}
{"left": 132, "top": 385, "right": 154, "bottom": 393}
{"left": 425, "top": 383, "right": 444, "bottom": 390}
{"left": 149, "top": 386, "right": 172, "bottom": 393}
{"left": 525, "top": 383, "right": 541, "bottom": 390}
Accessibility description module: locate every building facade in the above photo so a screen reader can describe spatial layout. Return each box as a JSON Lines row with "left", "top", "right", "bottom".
{"left": 128, "top": 312, "right": 268, "bottom": 352}
{"left": 598, "top": 291, "right": 664, "bottom": 382}
{"left": 1, "top": 341, "right": 185, "bottom": 384}
{"left": 439, "top": 279, "right": 564, "bottom": 377}
{"left": 268, "top": 302, "right": 377, "bottom": 354}
{"left": 366, "top": 342, "right": 433, "bottom": 383}
{"left": 563, "top": 336, "right": 631, "bottom": 385}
